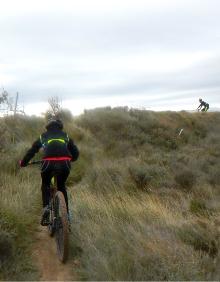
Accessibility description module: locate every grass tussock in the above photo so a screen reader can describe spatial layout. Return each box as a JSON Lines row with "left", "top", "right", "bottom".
{"left": 174, "top": 169, "right": 196, "bottom": 190}
{"left": 70, "top": 187, "right": 213, "bottom": 280}
{"left": 0, "top": 116, "right": 42, "bottom": 280}
{"left": 0, "top": 165, "right": 41, "bottom": 280}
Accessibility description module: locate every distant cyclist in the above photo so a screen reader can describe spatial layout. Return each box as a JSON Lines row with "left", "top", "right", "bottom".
{"left": 197, "top": 98, "right": 209, "bottom": 112}
{"left": 19, "top": 118, "right": 79, "bottom": 225}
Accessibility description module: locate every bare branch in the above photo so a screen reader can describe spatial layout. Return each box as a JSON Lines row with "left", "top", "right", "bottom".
{"left": 48, "top": 96, "right": 61, "bottom": 116}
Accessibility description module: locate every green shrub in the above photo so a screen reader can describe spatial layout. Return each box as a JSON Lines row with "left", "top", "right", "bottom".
{"left": 129, "top": 164, "right": 153, "bottom": 190}
{"left": 177, "top": 223, "right": 218, "bottom": 257}
{"left": 150, "top": 127, "right": 178, "bottom": 150}
{"left": 56, "top": 109, "right": 73, "bottom": 122}
{"left": 0, "top": 208, "right": 39, "bottom": 280}
{"left": 84, "top": 161, "right": 126, "bottom": 195}
{"left": 190, "top": 199, "right": 208, "bottom": 215}
{"left": 174, "top": 169, "right": 196, "bottom": 190}
{"left": 208, "top": 167, "right": 220, "bottom": 186}
{"left": 0, "top": 230, "right": 13, "bottom": 262}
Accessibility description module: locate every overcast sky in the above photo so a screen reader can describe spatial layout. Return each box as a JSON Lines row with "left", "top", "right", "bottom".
{"left": 0, "top": 0, "right": 220, "bottom": 115}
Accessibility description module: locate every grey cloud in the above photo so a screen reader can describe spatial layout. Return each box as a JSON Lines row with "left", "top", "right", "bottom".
{"left": 5, "top": 54, "right": 220, "bottom": 106}
{"left": 1, "top": 0, "right": 220, "bottom": 111}
{"left": 1, "top": 0, "right": 220, "bottom": 59}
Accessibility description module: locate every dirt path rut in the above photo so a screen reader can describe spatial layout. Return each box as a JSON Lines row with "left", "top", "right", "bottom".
{"left": 32, "top": 225, "right": 77, "bottom": 281}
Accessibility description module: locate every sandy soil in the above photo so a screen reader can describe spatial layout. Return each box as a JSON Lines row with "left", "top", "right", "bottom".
{"left": 32, "top": 225, "right": 77, "bottom": 281}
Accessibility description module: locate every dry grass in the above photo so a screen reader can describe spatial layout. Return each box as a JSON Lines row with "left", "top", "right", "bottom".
{"left": 0, "top": 167, "right": 41, "bottom": 280}
{"left": 70, "top": 109, "right": 220, "bottom": 280}
{"left": 0, "top": 117, "right": 41, "bottom": 280}
{"left": 70, "top": 182, "right": 217, "bottom": 280}
{"left": 1, "top": 109, "right": 220, "bottom": 280}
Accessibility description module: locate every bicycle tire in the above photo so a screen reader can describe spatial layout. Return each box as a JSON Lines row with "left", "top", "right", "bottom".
{"left": 54, "top": 191, "right": 69, "bottom": 262}
{"left": 47, "top": 204, "right": 55, "bottom": 237}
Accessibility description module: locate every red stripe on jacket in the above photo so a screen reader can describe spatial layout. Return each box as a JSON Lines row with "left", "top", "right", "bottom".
{"left": 42, "top": 157, "right": 72, "bottom": 161}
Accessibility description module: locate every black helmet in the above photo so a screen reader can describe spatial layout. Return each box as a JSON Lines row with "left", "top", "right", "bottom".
{"left": 199, "top": 98, "right": 202, "bottom": 102}
{"left": 46, "top": 118, "right": 63, "bottom": 130}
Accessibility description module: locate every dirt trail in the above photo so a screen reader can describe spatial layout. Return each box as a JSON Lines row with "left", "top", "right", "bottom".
{"left": 32, "top": 225, "right": 77, "bottom": 281}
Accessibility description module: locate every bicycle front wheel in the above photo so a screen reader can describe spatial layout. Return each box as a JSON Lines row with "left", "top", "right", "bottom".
{"left": 54, "top": 191, "right": 69, "bottom": 262}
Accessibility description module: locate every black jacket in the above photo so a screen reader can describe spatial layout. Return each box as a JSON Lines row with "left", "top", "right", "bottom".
{"left": 22, "top": 128, "right": 79, "bottom": 165}
{"left": 199, "top": 100, "right": 209, "bottom": 108}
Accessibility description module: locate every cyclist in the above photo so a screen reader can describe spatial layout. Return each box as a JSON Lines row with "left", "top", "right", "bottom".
{"left": 19, "top": 118, "right": 79, "bottom": 225}
{"left": 197, "top": 98, "right": 209, "bottom": 112}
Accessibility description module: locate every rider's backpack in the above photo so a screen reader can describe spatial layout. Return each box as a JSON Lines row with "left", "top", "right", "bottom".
{"left": 40, "top": 131, "right": 71, "bottom": 157}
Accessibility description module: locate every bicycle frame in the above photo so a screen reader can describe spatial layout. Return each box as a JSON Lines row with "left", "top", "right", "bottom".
{"left": 27, "top": 160, "right": 69, "bottom": 262}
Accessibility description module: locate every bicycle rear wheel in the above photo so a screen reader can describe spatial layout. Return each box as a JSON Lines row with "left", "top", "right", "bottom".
{"left": 47, "top": 203, "right": 55, "bottom": 237}
{"left": 54, "top": 191, "right": 69, "bottom": 262}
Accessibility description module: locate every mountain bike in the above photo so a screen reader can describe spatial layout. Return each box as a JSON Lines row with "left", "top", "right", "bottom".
{"left": 28, "top": 160, "right": 69, "bottom": 263}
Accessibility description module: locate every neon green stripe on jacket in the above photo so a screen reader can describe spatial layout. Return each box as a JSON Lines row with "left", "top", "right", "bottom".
{"left": 47, "top": 138, "right": 66, "bottom": 144}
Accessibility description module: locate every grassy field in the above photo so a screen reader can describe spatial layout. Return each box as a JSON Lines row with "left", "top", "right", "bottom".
{"left": 1, "top": 108, "right": 220, "bottom": 280}
{"left": 0, "top": 116, "right": 42, "bottom": 280}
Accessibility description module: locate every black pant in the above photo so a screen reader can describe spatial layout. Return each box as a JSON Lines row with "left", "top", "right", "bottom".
{"left": 41, "top": 160, "right": 71, "bottom": 212}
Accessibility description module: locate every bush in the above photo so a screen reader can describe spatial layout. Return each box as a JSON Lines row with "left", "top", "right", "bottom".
{"left": 129, "top": 164, "right": 153, "bottom": 191}
{"left": 177, "top": 222, "right": 218, "bottom": 257}
{"left": 174, "top": 169, "right": 196, "bottom": 190}
{"left": 190, "top": 199, "right": 208, "bottom": 215}
{"left": 0, "top": 230, "right": 13, "bottom": 262}
{"left": 208, "top": 167, "right": 220, "bottom": 186}
{"left": 84, "top": 161, "right": 126, "bottom": 194}
{"left": 150, "top": 127, "right": 178, "bottom": 150}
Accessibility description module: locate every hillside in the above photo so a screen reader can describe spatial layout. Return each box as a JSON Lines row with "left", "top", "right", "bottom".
{"left": 0, "top": 108, "right": 220, "bottom": 280}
